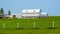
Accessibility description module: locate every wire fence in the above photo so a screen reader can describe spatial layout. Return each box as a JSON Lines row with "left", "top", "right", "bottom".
{"left": 0, "top": 21, "right": 60, "bottom": 30}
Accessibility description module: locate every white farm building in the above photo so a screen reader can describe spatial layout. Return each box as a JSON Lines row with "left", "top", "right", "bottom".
{"left": 21, "top": 9, "right": 48, "bottom": 18}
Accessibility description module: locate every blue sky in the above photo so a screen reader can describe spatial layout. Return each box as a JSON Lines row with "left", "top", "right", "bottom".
{"left": 0, "top": 0, "right": 60, "bottom": 16}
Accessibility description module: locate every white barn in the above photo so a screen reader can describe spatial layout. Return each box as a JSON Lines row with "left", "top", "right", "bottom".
{"left": 21, "top": 9, "right": 48, "bottom": 18}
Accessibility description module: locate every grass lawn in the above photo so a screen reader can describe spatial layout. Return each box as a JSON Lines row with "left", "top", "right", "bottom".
{"left": 0, "top": 16, "right": 60, "bottom": 34}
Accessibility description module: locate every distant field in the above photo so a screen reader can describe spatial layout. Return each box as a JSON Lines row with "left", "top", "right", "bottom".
{"left": 0, "top": 16, "right": 60, "bottom": 34}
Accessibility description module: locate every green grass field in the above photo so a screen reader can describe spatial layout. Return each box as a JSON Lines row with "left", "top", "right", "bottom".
{"left": 0, "top": 16, "right": 60, "bottom": 34}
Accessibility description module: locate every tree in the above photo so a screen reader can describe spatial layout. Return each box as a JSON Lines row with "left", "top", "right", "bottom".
{"left": 0, "top": 8, "right": 4, "bottom": 14}
{"left": 8, "top": 10, "right": 11, "bottom": 15}
{"left": 40, "top": 9, "right": 42, "bottom": 13}
{"left": 0, "top": 8, "right": 4, "bottom": 19}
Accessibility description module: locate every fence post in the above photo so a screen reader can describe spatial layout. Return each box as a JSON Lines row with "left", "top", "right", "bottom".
{"left": 3, "top": 23, "right": 5, "bottom": 29}
{"left": 34, "top": 22, "right": 35, "bottom": 28}
{"left": 17, "top": 23, "right": 20, "bottom": 28}
{"left": 52, "top": 21, "right": 54, "bottom": 28}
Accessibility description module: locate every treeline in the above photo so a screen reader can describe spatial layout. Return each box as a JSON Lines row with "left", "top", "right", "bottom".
{"left": 0, "top": 8, "right": 11, "bottom": 19}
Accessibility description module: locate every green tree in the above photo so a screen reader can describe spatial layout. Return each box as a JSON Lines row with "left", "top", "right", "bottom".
{"left": 0, "top": 8, "right": 4, "bottom": 19}
{"left": 8, "top": 10, "right": 11, "bottom": 15}
{"left": 0, "top": 8, "right": 4, "bottom": 14}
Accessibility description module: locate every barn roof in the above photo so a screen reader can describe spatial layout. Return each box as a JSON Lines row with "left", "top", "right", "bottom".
{"left": 22, "top": 9, "right": 40, "bottom": 13}
{"left": 41, "top": 12, "right": 48, "bottom": 14}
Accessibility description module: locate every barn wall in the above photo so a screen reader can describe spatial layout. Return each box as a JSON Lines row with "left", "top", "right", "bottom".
{"left": 22, "top": 13, "right": 40, "bottom": 16}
